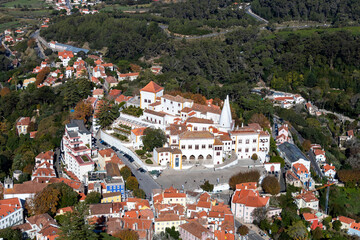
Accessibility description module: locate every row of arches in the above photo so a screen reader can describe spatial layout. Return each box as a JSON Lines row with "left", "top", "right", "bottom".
{"left": 182, "top": 154, "right": 212, "bottom": 160}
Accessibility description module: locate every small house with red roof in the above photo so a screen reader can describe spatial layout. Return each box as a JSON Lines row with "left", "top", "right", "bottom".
{"left": 333, "top": 216, "right": 355, "bottom": 230}
{"left": 92, "top": 89, "right": 104, "bottom": 99}
{"left": 131, "top": 127, "right": 147, "bottom": 149}
{"left": 118, "top": 72, "right": 139, "bottom": 81}
{"left": 16, "top": 117, "right": 31, "bottom": 135}
{"left": 294, "top": 190, "right": 319, "bottom": 211}
{"left": 58, "top": 50, "right": 74, "bottom": 67}
{"left": 115, "top": 94, "right": 132, "bottom": 105}
{"left": 322, "top": 163, "right": 336, "bottom": 179}
{"left": 140, "top": 81, "right": 164, "bottom": 109}
{"left": 303, "top": 213, "right": 323, "bottom": 230}
{"left": 348, "top": 222, "right": 360, "bottom": 237}
{"left": 105, "top": 76, "right": 118, "bottom": 90}
{"left": 313, "top": 148, "right": 326, "bottom": 162}
{"left": 231, "top": 182, "right": 270, "bottom": 223}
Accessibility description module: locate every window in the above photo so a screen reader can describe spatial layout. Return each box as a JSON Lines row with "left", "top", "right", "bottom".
{"left": 161, "top": 153, "right": 163, "bottom": 156}
{"left": 239, "top": 139, "right": 242, "bottom": 144}
{"left": 188, "top": 145, "right": 192, "bottom": 149}
{"left": 208, "top": 144, "right": 213, "bottom": 148}
{"left": 238, "top": 148, "right": 242, "bottom": 152}
{"left": 181, "top": 145, "right": 185, "bottom": 149}
{"left": 232, "top": 141, "right": 235, "bottom": 144}
{"left": 173, "top": 139, "right": 176, "bottom": 144}
{"left": 164, "top": 99, "right": 166, "bottom": 102}
{"left": 245, "top": 148, "right": 249, "bottom": 152}
{"left": 178, "top": 103, "right": 180, "bottom": 107}
{"left": 252, "top": 148, "right": 256, "bottom": 152}
{"left": 216, "top": 152, "right": 220, "bottom": 156}
{"left": 194, "top": 127, "right": 198, "bottom": 131}
{"left": 253, "top": 139, "right": 257, "bottom": 143}
{"left": 195, "top": 145, "right": 199, "bottom": 150}
{"left": 202, "top": 144, "right": 206, "bottom": 149}
{"left": 246, "top": 139, "right": 249, "bottom": 144}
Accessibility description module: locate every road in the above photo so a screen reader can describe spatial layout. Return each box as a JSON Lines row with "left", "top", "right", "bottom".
{"left": 307, "top": 150, "right": 323, "bottom": 178}
{"left": 31, "top": 30, "right": 46, "bottom": 59}
{"left": 235, "top": 220, "right": 267, "bottom": 240}
{"left": 54, "top": 148, "right": 63, "bottom": 178}
{"left": 245, "top": 6, "right": 268, "bottom": 24}
{"left": 159, "top": 24, "right": 236, "bottom": 40}
{"left": 94, "top": 138, "right": 160, "bottom": 199}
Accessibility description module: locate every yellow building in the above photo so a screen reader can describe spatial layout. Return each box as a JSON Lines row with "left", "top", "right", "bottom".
{"left": 154, "top": 213, "right": 186, "bottom": 234}
{"left": 101, "top": 192, "right": 122, "bottom": 203}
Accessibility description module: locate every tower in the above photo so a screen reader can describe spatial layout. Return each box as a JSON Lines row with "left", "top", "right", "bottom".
{"left": 4, "top": 176, "right": 13, "bottom": 189}
{"left": 219, "top": 95, "right": 233, "bottom": 131}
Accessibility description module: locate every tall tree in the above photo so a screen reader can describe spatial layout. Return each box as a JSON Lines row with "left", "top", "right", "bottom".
{"left": 96, "top": 101, "right": 119, "bottom": 129}
{"left": 126, "top": 176, "right": 139, "bottom": 191}
{"left": 286, "top": 221, "right": 308, "bottom": 240}
{"left": 261, "top": 176, "right": 280, "bottom": 195}
{"left": 141, "top": 128, "right": 166, "bottom": 151}
{"left": 85, "top": 192, "right": 101, "bottom": 204}
{"left": 120, "top": 166, "right": 132, "bottom": 181}
{"left": 59, "top": 202, "right": 97, "bottom": 240}
{"left": 73, "top": 101, "right": 92, "bottom": 123}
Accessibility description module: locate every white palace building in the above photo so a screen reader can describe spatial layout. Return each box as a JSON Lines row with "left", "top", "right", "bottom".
{"left": 131, "top": 81, "right": 271, "bottom": 170}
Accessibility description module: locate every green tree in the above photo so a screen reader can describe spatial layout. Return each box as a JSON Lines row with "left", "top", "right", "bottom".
{"left": 96, "top": 101, "right": 119, "bottom": 129}
{"left": 332, "top": 220, "right": 342, "bottom": 231}
{"left": 262, "top": 176, "right": 280, "bottom": 195}
{"left": 312, "top": 227, "right": 323, "bottom": 240}
{"left": 0, "top": 227, "right": 22, "bottom": 240}
{"left": 126, "top": 176, "right": 139, "bottom": 191}
{"left": 133, "top": 188, "right": 146, "bottom": 199}
{"left": 200, "top": 180, "right": 214, "bottom": 192}
{"left": 120, "top": 166, "right": 132, "bottom": 181}
{"left": 286, "top": 221, "right": 308, "bottom": 240}
{"left": 59, "top": 202, "right": 97, "bottom": 240}
{"left": 142, "top": 128, "right": 166, "bottom": 151}
{"left": 165, "top": 226, "right": 180, "bottom": 239}
{"left": 269, "top": 156, "right": 285, "bottom": 167}
{"left": 85, "top": 192, "right": 101, "bottom": 204}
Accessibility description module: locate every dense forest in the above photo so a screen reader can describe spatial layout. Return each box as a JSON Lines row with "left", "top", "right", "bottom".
{"left": 40, "top": 11, "right": 360, "bottom": 118}
{"left": 251, "top": 0, "right": 360, "bottom": 24}
{"left": 41, "top": 13, "right": 169, "bottom": 60}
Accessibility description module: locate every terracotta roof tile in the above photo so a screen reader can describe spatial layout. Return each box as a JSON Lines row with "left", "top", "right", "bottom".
{"left": 140, "top": 81, "right": 163, "bottom": 93}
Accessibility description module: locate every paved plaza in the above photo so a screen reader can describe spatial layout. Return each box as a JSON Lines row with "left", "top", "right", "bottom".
{"left": 155, "top": 160, "right": 264, "bottom": 190}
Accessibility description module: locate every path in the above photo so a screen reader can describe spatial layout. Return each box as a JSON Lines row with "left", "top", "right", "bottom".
{"left": 245, "top": 6, "right": 268, "bottom": 24}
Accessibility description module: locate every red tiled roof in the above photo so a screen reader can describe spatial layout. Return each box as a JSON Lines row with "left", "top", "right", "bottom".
{"left": 235, "top": 182, "right": 257, "bottom": 190}
{"left": 140, "top": 81, "right": 163, "bottom": 93}
{"left": 131, "top": 127, "right": 147, "bottom": 136}
{"left": 109, "top": 89, "right": 122, "bottom": 96}
{"left": 338, "top": 216, "right": 355, "bottom": 224}
{"left": 232, "top": 188, "right": 269, "bottom": 208}
{"left": 323, "top": 164, "right": 335, "bottom": 172}
{"left": 295, "top": 191, "right": 318, "bottom": 202}
{"left": 314, "top": 148, "right": 325, "bottom": 156}
{"left": 293, "top": 163, "right": 308, "bottom": 174}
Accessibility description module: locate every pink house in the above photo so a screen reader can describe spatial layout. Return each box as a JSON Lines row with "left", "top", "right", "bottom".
{"left": 231, "top": 182, "right": 269, "bottom": 223}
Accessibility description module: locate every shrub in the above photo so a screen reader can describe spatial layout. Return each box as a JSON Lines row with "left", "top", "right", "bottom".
{"left": 135, "top": 149, "right": 146, "bottom": 156}
{"left": 145, "top": 159, "right": 153, "bottom": 164}
{"left": 146, "top": 153, "right": 152, "bottom": 158}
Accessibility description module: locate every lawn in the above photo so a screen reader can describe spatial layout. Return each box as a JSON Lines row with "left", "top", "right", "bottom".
{"left": 1, "top": 0, "right": 48, "bottom": 9}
